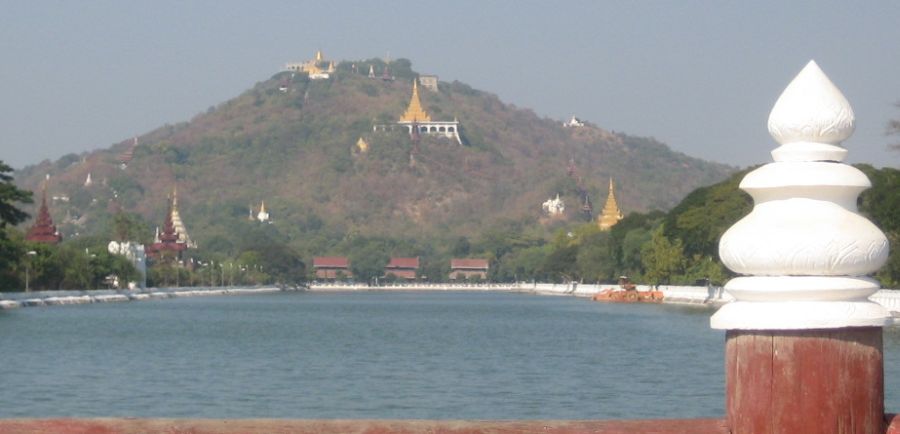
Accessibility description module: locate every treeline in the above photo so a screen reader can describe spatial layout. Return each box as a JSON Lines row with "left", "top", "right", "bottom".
{"left": 486, "top": 164, "right": 898, "bottom": 287}
{"left": 0, "top": 162, "right": 134, "bottom": 290}
{"left": 2, "top": 162, "right": 897, "bottom": 291}
{"left": 293, "top": 165, "right": 897, "bottom": 288}
{"left": 0, "top": 158, "right": 307, "bottom": 291}
{"left": 0, "top": 219, "right": 307, "bottom": 291}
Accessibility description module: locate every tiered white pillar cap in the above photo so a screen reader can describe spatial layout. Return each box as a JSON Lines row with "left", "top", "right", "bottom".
{"left": 711, "top": 61, "right": 890, "bottom": 330}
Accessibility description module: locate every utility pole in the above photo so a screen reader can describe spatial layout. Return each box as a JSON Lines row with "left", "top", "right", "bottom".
{"left": 25, "top": 251, "right": 36, "bottom": 292}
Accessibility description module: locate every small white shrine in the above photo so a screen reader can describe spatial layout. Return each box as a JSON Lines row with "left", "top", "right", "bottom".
{"left": 542, "top": 194, "right": 565, "bottom": 216}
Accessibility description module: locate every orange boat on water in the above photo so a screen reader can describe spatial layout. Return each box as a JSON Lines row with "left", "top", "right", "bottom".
{"left": 591, "top": 276, "right": 663, "bottom": 303}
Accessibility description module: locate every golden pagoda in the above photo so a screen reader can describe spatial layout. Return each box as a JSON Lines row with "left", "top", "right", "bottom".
{"left": 399, "top": 81, "right": 431, "bottom": 123}
{"left": 355, "top": 137, "right": 369, "bottom": 153}
{"left": 169, "top": 186, "right": 196, "bottom": 248}
{"left": 285, "top": 50, "right": 332, "bottom": 79}
{"left": 597, "top": 178, "right": 624, "bottom": 231}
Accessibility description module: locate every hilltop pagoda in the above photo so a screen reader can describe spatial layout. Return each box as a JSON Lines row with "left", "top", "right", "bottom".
{"left": 285, "top": 50, "right": 335, "bottom": 80}
{"left": 375, "top": 81, "right": 462, "bottom": 144}
{"left": 597, "top": 178, "right": 624, "bottom": 231}
{"left": 26, "top": 185, "right": 62, "bottom": 244}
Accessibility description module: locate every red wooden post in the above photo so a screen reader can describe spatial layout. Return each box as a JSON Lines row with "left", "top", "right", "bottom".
{"left": 726, "top": 328, "right": 884, "bottom": 433}
{"left": 712, "top": 61, "right": 892, "bottom": 434}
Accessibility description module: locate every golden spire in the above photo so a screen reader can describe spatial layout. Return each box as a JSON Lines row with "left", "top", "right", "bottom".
{"left": 259, "top": 200, "right": 266, "bottom": 214}
{"left": 315, "top": 50, "right": 323, "bottom": 62}
{"left": 597, "top": 178, "right": 624, "bottom": 231}
{"left": 399, "top": 81, "right": 431, "bottom": 122}
{"left": 169, "top": 184, "right": 195, "bottom": 247}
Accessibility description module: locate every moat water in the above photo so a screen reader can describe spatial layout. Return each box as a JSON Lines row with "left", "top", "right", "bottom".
{"left": 1, "top": 291, "right": 899, "bottom": 419}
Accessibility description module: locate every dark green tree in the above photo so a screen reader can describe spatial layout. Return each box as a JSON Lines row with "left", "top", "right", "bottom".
{"left": 857, "top": 164, "right": 900, "bottom": 286}
{"left": 663, "top": 168, "right": 753, "bottom": 259}
{"left": 112, "top": 211, "right": 152, "bottom": 243}
{"left": 641, "top": 226, "right": 685, "bottom": 286}
{"left": 0, "top": 161, "right": 32, "bottom": 290}
{"left": 349, "top": 241, "right": 389, "bottom": 284}
{"left": 0, "top": 161, "right": 32, "bottom": 229}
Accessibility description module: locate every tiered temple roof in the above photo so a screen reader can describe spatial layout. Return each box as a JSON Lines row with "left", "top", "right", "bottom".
{"left": 597, "top": 178, "right": 624, "bottom": 231}
{"left": 382, "top": 81, "right": 461, "bottom": 144}
{"left": 169, "top": 187, "right": 195, "bottom": 248}
{"left": 25, "top": 186, "right": 62, "bottom": 244}
{"left": 399, "top": 81, "right": 431, "bottom": 123}
{"left": 148, "top": 200, "right": 187, "bottom": 258}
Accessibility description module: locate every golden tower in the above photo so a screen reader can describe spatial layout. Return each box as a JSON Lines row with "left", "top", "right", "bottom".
{"left": 169, "top": 185, "right": 196, "bottom": 248}
{"left": 597, "top": 178, "right": 624, "bottom": 231}
{"left": 399, "top": 81, "right": 431, "bottom": 123}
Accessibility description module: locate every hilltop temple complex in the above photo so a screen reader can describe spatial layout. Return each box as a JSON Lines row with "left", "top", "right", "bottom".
{"left": 285, "top": 50, "right": 335, "bottom": 80}
{"left": 597, "top": 178, "right": 624, "bottom": 231}
{"left": 26, "top": 185, "right": 62, "bottom": 244}
{"left": 374, "top": 81, "right": 462, "bottom": 144}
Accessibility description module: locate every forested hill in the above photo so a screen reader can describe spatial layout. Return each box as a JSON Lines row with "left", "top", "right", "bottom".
{"left": 14, "top": 58, "right": 733, "bottom": 256}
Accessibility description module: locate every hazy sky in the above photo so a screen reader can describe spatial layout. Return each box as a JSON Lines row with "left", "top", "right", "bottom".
{"left": 1, "top": 1, "right": 898, "bottom": 170}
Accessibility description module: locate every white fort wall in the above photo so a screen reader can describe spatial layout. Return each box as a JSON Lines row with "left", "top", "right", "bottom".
{"left": 3, "top": 284, "right": 897, "bottom": 318}
{"left": 0, "top": 286, "right": 286, "bottom": 309}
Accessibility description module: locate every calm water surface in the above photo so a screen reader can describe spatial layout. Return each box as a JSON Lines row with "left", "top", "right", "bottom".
{"left": 1, "top": 291, "right": 898, "bottom": 419}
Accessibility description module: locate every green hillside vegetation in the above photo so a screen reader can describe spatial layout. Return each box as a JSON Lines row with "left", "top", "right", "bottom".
{"left": 2, "top": 158, "right": 896, "bottom": 289}
{"left": 500, "top": 165, "right": 898, "bottom": 288}
{"left": 9, "top": 57, "right": 745, "bottom": 288}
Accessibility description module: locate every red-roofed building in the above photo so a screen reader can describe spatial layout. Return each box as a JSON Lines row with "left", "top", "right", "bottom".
{"left": 146, "top": 200, "right": 187, "bottom": 260}
{"left": 449, "top": 258, "right": 489, "bottom": 280}
{"left": 313, "top": 256, "right": 352, "bottom": 280}
{"left": 26, "top": 187, "right": 62, "bottom": 245}
{"left": 385, "top": 257, "right": 419, "bottom": 280}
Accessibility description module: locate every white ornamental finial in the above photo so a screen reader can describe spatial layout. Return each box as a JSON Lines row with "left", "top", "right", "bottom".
{"left": 712, "top": 61, "right": 890, "bottom": 330}
{"left": 767, "top": 60, "right": 854, "bottom": 162}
